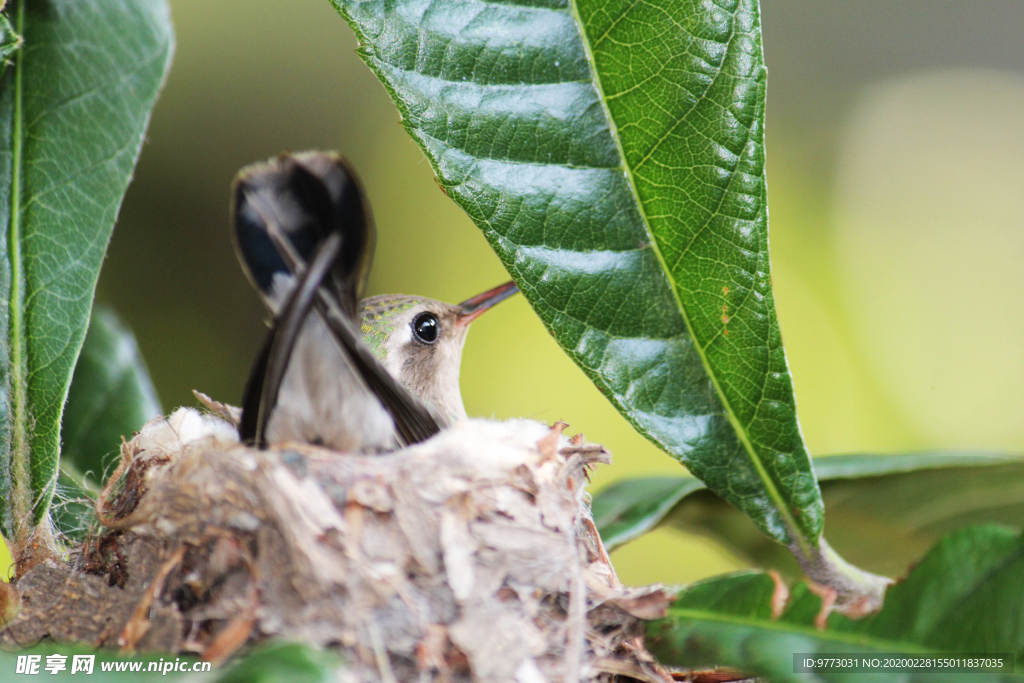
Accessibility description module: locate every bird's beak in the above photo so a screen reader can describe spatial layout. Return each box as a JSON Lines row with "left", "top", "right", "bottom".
{"left": 456, "top": 280, "right": 519, "bottom": 326}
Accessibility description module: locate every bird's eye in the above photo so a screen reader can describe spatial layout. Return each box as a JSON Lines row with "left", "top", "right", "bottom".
{"left": 412, "top": 312, "right": 440, "bottom": 344}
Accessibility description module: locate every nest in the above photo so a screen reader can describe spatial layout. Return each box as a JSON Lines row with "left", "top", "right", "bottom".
{"left": 1, "top": 407, "right": 671, "bottom": 682}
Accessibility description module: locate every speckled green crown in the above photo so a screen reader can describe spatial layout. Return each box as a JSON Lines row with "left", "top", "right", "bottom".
{"left": 359, "top": 296, "right": 423, "bottom": 359}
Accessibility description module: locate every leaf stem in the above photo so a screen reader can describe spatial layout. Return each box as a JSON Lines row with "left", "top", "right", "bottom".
{"left": 793, "top": 538, "right": 891, "bottom": 612}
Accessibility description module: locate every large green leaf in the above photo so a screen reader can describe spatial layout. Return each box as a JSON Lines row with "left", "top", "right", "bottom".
{"left": 327, "top": 0, "right": 855, "bottom": 586}
{"left": 53, "top": 304, "right": 161, "bottom": 539}
{"left": 0, "top": 0, "right": 173, "bottom": 545}
{"left": 596, "top": 452, "right": 1024, "bottom": 576}
{"left": 648, "top": 525, "right": 1024, "bottom": 682}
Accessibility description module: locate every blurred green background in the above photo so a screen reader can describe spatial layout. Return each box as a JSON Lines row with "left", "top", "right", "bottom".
{"left": 96, "top": 1, "right": 1024, "bottom": 586}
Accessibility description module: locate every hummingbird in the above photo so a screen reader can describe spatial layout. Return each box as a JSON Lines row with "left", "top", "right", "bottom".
{"left": 230, "top": 151, "right": 518, "bottom": 453}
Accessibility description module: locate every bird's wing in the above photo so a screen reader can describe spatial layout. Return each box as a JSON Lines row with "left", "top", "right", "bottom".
{"left": 231, "top": 151, "right": 373, "bottom": 316}
{"left": 238, "top": 231, "right": 343, "bottom": 446}
{"left": 233, "top": 152, "right": 441, "bottom": 448}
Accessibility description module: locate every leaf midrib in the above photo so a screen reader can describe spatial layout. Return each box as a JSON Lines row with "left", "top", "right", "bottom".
{"left": 664, "top": 607, "right": 935, "bottom": 653}
{"left": 7, "top": 0, "right": 29, "bottom": 526}
{"left": 566, "top": 0, "right": 806, "bottom": 550}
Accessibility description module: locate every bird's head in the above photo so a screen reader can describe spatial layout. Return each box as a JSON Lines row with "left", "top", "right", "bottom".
{"left": 360, "top": 280, "right": 518, "bottom": 423}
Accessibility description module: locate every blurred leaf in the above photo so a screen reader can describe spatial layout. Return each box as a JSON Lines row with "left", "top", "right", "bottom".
{"left": 49, "top": 468, "right": 96, "bottom": 543}
{"left": 215, "top": 643, "right": 340, "bottom": 683}
{"left": 593, "top": 476, "right": 706, "bottom": 550}
{"left": 836, "top": 526, "right": 1024, "bottom": 655}
{"left": 648, "top": 526, "right": 1024, "bottom": 682}
{"left": 61, "top": 305, "right": 161, "bottom": 486}
{"left": 328, "top": 0, "right": 831, "bottom": 572}
{"left": 53, "top": 305, "right": 160, "bottom": 539}
{"left": 0, "top": 0, "right": 173, "bottom": 545}
{"left": 597, "top": 452, "right": 1024, "bottom": 577}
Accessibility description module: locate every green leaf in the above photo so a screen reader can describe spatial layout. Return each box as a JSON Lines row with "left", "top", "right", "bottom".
{"left": 61, "top": 305, "right": 161, "bottom": 488}
{"left": 648, "top": 526, "right": 1024, "bottom": 682}
{"left": 596, "top": 452, "right": 1024, "bottom": 576}
{"left": 214, "top": 643, "right": 340, "bottom": 683}
{"left": 592, "top": 475, "right": 707, "bottom": 550}
{"left": 49, "top": 468, "right": 95, "bottom": 542}
{"left": 52, "top": 304, "right": 160, "bottom": 539}
{"left": 329, "top": 0, "right": 828, "bottom": 568}
{"left": 0, "top": 0, "right": 173, "bottom": 544}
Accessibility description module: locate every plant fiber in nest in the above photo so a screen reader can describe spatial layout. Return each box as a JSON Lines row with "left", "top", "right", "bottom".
{"left": 1, "top": 408, "right": 671, "bottom": 682}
